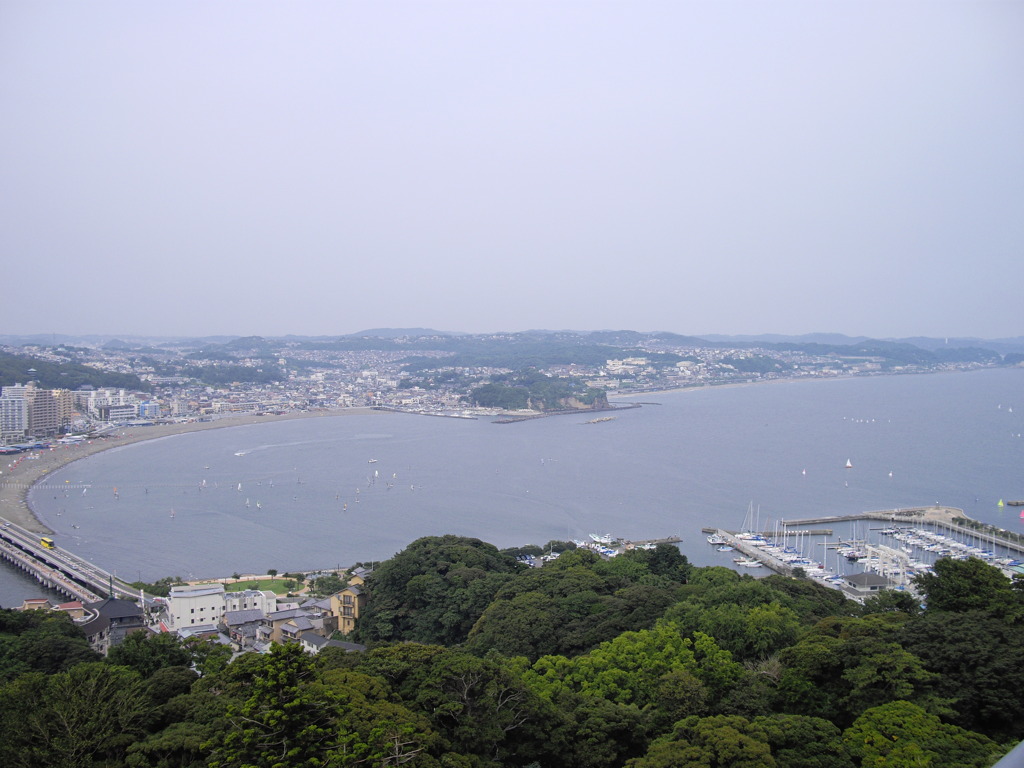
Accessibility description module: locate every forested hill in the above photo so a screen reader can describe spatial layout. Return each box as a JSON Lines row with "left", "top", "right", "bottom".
{"left": 0, "top": 351, "right": 148, "bottom": 391}
{"left": 0, "top": 534, "right": 1018, "bottom": 767}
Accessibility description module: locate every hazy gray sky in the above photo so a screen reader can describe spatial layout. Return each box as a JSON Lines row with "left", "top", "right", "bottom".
{"left": 2, "top": 1, "right": 1021, "bottom": 339}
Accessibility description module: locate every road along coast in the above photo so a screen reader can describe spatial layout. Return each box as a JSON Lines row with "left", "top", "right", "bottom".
{"left": 0, "top": 408, "right": 382, "bottom": 534}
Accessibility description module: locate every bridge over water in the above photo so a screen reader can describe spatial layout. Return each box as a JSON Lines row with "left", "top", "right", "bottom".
{"left": 0, "top": 519, "right": 150, "bottom": 605}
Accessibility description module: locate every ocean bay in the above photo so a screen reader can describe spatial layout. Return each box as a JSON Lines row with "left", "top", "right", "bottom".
{"left": 19, "top": 368, "right": 1024, "bottom": 584}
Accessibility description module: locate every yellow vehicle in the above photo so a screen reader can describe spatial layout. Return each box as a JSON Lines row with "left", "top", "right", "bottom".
{"left": 40, "top": 537, "right": 54, "bottom": 549}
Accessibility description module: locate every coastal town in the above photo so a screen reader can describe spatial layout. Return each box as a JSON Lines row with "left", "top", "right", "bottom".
{"left": 2, "top": 329, "right": 1018, "bottom": 438}
{"left": 1, "top": 330, "right": 1023, "bottom": 663}
{"left": 6, "top": 561, "right": 373, "bottom": 660}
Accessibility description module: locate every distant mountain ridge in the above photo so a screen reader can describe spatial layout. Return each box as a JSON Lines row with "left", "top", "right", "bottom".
{"left": 348, "top": 328, "right": 465, "bottom": 339}
{"left": 2, "top": 330, "right": 1023, "bottom": 355}
{"left": 698, "top": 332, "right": 872, "bottom": 345}
{"left": 699, "top": 333, "right": 1024, "bottom": 355}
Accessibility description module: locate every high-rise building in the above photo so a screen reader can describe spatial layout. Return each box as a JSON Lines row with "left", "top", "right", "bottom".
{"left": 0, "top": 385, "right": 28, "bottom": 443}
{"left": 53, "top": 389, "right": 76, "bottom": 432}
{"left": 26, "top": 384, "right": 60, "bottom": 437}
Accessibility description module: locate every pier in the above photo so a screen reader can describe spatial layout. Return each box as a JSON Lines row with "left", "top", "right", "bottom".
{"left": 703, "top": 529, "right": 804, "bottom": 576}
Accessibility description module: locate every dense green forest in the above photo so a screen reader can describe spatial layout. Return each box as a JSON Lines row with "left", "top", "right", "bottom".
{"left": 468, "top": 370, "right": 609, "bottom": 411}
{"left": 0, "top": 351, "right": 148, "bottom": 391}
{"left": 0, "top": 536, "right": 1019, "bottom": 767}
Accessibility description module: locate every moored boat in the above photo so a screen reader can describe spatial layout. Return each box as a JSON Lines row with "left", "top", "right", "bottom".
{"left": 733, "top": 557, "right": 763, "bottom": 568}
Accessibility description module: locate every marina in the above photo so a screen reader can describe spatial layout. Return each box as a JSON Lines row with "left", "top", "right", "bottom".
{"left": 702, "top": 505, "right": 1024, "bottom": 599}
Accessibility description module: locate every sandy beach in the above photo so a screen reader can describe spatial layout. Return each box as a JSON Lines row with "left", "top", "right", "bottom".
{"left": 0, "top": 408, "right": 382, "bottom": 534}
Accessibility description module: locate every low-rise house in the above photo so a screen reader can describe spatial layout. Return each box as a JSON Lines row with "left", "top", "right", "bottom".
{"left": 843, "top": 572, "right": 892, "bottom": 595}
{"left": 301, "top": 596, "right": 338, "bottom": 635}
{"left": 78, "top": 597, "right": 147, "bottom": 655}
{"left": 19, "top": 598, "right": 51, "bottom": 611}
{"left": 278, "top": 615, "right": 318, "bottom": 644}
{"left": 298, "top": 631, "right": 365, "bottom": 655}
{"left": 176, "top": 624, "right": 221, "bottom": 641}
{"left": 348, "top": 567, "right": 372, "bottom": 587}
{"left": 221, "top": 608, "right": 265, "bottom": 649}
{"left": 258, "top": 607, "right": 326, "bottom": 645}
{"left": 52, "top": 600, "right": 86, "bottom": 620}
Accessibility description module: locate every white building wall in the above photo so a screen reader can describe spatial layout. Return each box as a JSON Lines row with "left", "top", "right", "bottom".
{"left": 223, "top": 589, "right": 276, "bottom": 614}
{"left": 0, "top": 390, "right": 28, "bottom": 442}
{"left": 168, "top": 584, "right": 227, "bottom": 628}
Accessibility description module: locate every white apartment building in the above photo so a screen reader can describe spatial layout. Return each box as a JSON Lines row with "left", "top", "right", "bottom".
{"left": 168, "top": 583, "right": 226, "bottom": 628}
{"left": 223, "top": 588, "right": 276, "bottom": 614}
{"left": 0, "top": 386, "right": 28, "bottom": 443}
{"left": 77, "top": 388, "right": 136, "bottom": 419}
{"left": 101, "top": 403, "right": 138, "bottom": 422}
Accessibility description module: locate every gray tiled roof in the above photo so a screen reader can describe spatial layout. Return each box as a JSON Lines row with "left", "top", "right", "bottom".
{"left": 845, "top": 572, "right": 892, "bottom": 587}
{"left": 223, "top": 609, "right": 265, "bottom": 626}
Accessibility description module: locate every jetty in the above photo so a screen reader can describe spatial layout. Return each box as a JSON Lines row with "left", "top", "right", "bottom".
{"left": 702, "top": 527, "right": 833, "bottom": 537}
{"left": 620, "top": 535, "right": 682, "bottom": 550}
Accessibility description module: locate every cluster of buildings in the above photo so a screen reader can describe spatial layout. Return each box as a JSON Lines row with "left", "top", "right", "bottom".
{"left": 1, "top": 381, "right": 162, "bottom": 444}
{"left": 3, "top": 335, "right": 1010, "bottom": 444}
{"left": 1, "top": 382, "right": 76, "bottom": 443}
{"left": 16, "top": 568, "right": 371, "bottom": 659}
{"left": 19, "top": 594, "right": 151, "bottom": 656}
{"left": 161, "top": 568, "right": 369, "bottom": 655}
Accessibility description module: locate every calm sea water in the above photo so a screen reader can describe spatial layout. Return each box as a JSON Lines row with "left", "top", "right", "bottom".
{"left": 4, "top": 369, "right": 1022, "bottom": 598}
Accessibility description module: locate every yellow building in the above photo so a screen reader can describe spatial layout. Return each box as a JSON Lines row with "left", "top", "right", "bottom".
{"left": 328, "top": 585, "right": 365, "bottom": 636}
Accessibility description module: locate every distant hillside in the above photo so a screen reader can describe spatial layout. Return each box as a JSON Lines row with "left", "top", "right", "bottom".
{"left": 895, "top": 336, "right": 1024, "bottom": 355}
{"left": 586, "top": 330, "right": 710, "bottom": 347}
{"left": 347, "top": 328, "right": 464, "bottom": 339}
{"left": 4, "top": 330, "right": 1024, "bottom": 356}
{"left": 699, "top": 333, "right": 1024, "bottom": 356}
{"left": 0, "top": 351, "right": 149, "bottom": 391}
{"left": 699, "top": 332, "right": 872, "bottom": 346}
{"left": 0, "top": 334, "right": 238, "bottom": 349}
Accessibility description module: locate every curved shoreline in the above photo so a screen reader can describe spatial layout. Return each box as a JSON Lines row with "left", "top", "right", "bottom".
{"left": 5, "top": 368, "right": 1013, "bottom": 535}
{"left": 0, "top": 409, "right": 382, "bottom": 534}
